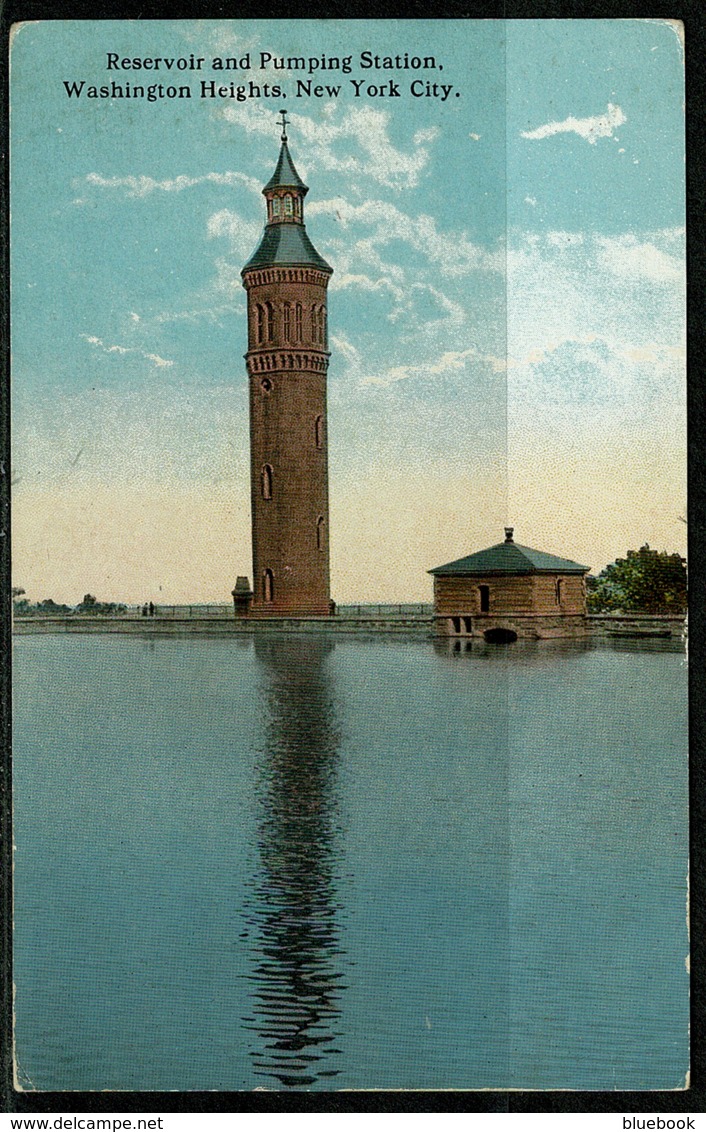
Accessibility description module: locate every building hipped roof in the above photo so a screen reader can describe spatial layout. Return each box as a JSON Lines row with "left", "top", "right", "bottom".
{"left": 429, "top": 541, "right": 589, "bottom": 576}
{"left": 242, "top": 223, "right": 333, "bottom": 273}
{"left": 263, "top": 140, "right": 308, "bottom": 192}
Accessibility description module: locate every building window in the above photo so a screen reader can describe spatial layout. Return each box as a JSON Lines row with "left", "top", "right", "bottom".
{"left": 256, "top": 304, "right": 264, "bottom": 345}
{"left": 452, "top": 616, "right": 462, "bottom": 634}
{"left": 479, "top": 586, "right": 490, "bottom": 613}
{"left": 556, "top": 579, "right": 563, "bottom": 605}
{"left": 320, "top": 305, "right": 327, "bottom": 346}
{"left": 265, "top": 302, "right": 274, "bottom": 342}
{"left": 261, "top": 378, "right": 272, "bottom": 393}
{"left": 263, "top": 569, "right": 274, "bottom": 603}
{"left": 317, "top": 516, "right": 325, "bottom": 551}
{"left": 315, "top": 414, "right": 324, "bottom": 449}
{"left": 272, "top": 196, "right": 281, "bottom": 217}
{"left": 284, "top": 194, "right": 293, "bottom": 217}
{"left": 261, "top": 464, "right": 273, "bottom": 500}
{"left": 283, "top": 303, "right": 291, "bottom": 342}
{"left": 310, "top": 304, "right": 317, "bottom": 341}
{"left": 295, "top": 303, "right": 303, "bottom": 341}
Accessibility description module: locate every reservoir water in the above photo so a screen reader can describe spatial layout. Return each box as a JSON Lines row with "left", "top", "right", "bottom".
{"left": 13, "top": 633, "right": 689, "bottom": 1091}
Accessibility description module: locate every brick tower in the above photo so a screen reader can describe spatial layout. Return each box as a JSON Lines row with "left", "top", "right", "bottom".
{"left": 242, "top": 112, "right": 333, "bottom": 616}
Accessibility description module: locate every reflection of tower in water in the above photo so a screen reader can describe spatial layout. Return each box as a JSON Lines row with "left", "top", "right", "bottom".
{"left": 241, "top": 636, "right": 347, "bottom": 1088}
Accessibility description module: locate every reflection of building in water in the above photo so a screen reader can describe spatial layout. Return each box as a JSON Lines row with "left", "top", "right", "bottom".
{"left": 241, "top": 636, "right": 346, "bottom": 1089}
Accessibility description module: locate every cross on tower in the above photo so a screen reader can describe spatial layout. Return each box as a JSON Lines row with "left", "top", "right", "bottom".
{"left": 279, "top": 109, "right": 289, "bottom": 141}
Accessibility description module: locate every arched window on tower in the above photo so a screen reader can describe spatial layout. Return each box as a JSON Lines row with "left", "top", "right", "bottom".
{"left": 284, "top": 194, "right": 293, "bottom": 218}
{"left": 316, "top": 516, "right": 325, "bottom": 551}
{"left": 294, "top": 197, "right": 301, "bottom": 219}
{"left": 295, "top": 303, "right": 303, "bottom": 341}
{"left": 263, "top": 569, "right": 274, "bottom": 603}
{"left": 265, "top": 302, "right": 274, "bottom": 343}
{"left": 261, "top": 464, "right": 273, "bottom": 500}
{"left": 321, "top": 305, "right": 327, "bottom": 346}
{"left": 282, "top": 303, "right": 291, "bottom": 343}
{"left": 256, "top": 304, "right": 264, "bottom": 345}
{"left": 272, "top": 196, "right": 281, "bottom": 218}
{"left": 314, "top": 414, "right": 324, "bottom": 449}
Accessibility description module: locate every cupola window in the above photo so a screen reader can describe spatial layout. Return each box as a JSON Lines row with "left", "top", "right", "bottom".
{"left": 284, "top": 194, "right": 293, "bottom": 218}
{"left": 272, "top": 196, "right": 281, "bottom": 218}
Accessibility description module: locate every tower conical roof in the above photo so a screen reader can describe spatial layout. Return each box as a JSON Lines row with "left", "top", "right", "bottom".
{"left": 263, "top": 140, "right": 308, "bottom": 193}
{"left": 242, "top": 129, "right": 332, "bottom": 275}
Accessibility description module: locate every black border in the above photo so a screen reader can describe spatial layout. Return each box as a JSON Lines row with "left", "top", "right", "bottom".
{"left": 1, "top": 3, "right": 703, "bottom": 1116}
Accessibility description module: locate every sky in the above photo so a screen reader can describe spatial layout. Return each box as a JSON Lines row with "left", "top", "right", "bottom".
{"left": 10, "top": 19, "right": 685, "bottom": 603}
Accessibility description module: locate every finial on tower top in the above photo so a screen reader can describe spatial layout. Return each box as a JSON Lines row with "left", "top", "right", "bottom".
{"left": 279, "top": 109, "right": 289, "bottom": 142}
{"left": 504, "top": 527, "right": 514, "bottom": 543}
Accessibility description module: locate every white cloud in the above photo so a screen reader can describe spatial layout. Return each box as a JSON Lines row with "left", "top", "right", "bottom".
{"left": 308, "top": 195, "right": 502, "bottom": 277}
{"left": 521, "top": 102, "right": 627, "bottom": 144}
{"left": 80, "top": 333, "right": 174, "bottom": 368}
{"left": 83, "top": 171, "right": 262, "bottom": 198}
{"left": 144, "top": 353, "right": 174, "bottom": 368}
{"left": 595, "top": 234, "right": 684, "bottom": 283}
{"left": 222, "top": 103, "right": 439, "bottom": 190}
{"left": 360, "top": 346, "right": 506, "bottom": 388}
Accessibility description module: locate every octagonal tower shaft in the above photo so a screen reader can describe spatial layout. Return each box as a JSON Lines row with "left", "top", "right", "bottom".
{"left": 242, "top": 123, "right": 333, "bottom": 616}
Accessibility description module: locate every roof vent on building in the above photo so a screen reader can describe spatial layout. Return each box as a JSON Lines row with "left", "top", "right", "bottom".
{"left": 504, "top": 527, "right": 514, "bottom": 543}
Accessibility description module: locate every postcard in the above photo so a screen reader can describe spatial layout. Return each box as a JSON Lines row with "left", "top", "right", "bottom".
{"left": 10, "top": 19, "right": 687, "bottom": 1092}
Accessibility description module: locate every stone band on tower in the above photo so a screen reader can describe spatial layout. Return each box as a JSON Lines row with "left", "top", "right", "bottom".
{"left": 242, "top": 112, "right": 333, "bottom": 615}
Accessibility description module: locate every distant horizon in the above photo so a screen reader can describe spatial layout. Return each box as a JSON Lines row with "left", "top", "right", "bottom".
{"left": 13, "top": 535, "right": 688, "bottom": 610}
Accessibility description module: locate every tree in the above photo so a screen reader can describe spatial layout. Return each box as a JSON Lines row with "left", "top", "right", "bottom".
{"left": 587, "top": 545, "right": 687, "bottom": 615}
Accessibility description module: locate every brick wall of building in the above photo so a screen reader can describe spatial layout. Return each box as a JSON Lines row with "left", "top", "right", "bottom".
{"left": 244, "top": 268, "right": 332, "bottom": 615}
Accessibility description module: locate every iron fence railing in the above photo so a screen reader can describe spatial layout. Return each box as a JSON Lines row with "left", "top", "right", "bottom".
{"left": 337, "top": 604, "right": 433, "bottom": 618}
{"left": 16, "top": 602, "right": 433, "bottom": 619}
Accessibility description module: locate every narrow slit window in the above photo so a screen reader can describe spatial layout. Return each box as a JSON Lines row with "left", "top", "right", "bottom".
{"left": 556, "top": 579, "right": 563, "bottom": 605}
{"left": 479, "top": 586, "right": 490, "bottom": 613}
{"left": 283, "top": 303, "right": 291, "bottom": 343}
{"left": 265, "top": 302, "right": 274, "bottom": 342}
{"left": 310, "top": 304, "right": 317, "bottom": 341}
{"left": 256, "top": 304, "right": 264, "bottom": 345}
{"left": 295, "top": 303, "right": 303, "bottom": 341}
{"left": 261, "top": 464, "right": 273, "bottom": 500}
{"left": 315, "top": 414, "right": 324, "bottom": 449}
{"left": 263, "top": 569, "right": 274, "bottom": 603}
{"left": 316, "top": 516, "right": 325, "bottom": 551}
